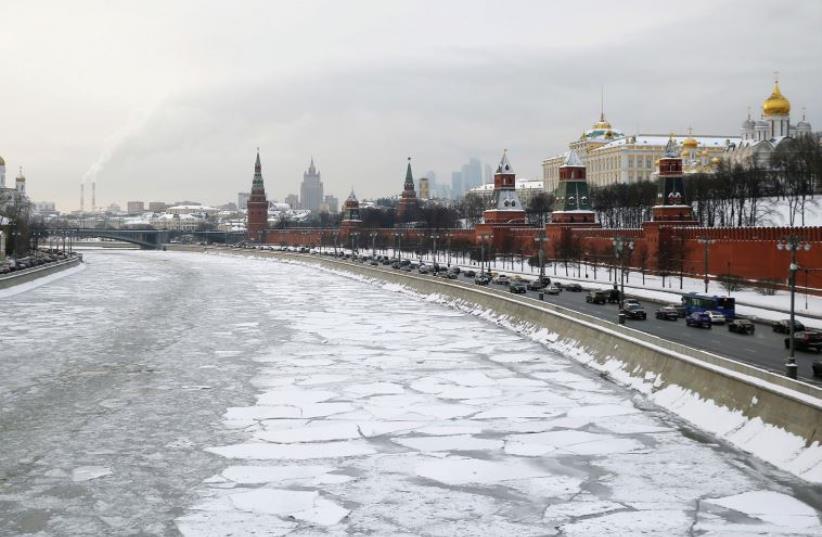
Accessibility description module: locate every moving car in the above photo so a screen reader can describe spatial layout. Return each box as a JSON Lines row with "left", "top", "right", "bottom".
{"left": 509, "top": 282, "right": 527, "bottom": 294}
{"left": 620, "top": 303, "right": 647, "bottom": 320}
{"left": 773, "top": 319, "right": 805, "bottom": 333}
{"left": 492, "top": 274, "right": 511, "bottom": 286}
{"left": 655, "top": 306, "right": 680, "bottom": 321}
{"left": 623, "top": 298, "right": 640, "bottom": 307}
{"left": 564, "top": 283, "right": 583, "bottom": 292}
{"left": 785, "top": 330, "right": 822, "bottom": 353}
{"left": 463, "top": 269, "right": 476, "bottom": 278}
{"left": 544, "top": 285, "right": 561, "bottom": 295}
{"left": 474, "top": 273, "right": 491, "bottom": 286}
{"left": 705, "top": 310, "right": 727, "bottom": 325}
{"left": 526, "top": 276, "right": 551, "bottom": 290}
{"left": 727, "top": 318, "right": 755, "bottom": 335}
{"left": 586, "top": 290, "right": 608, "bottom": 304}
{"left": 685, "top": 312, "right": 712, "bottom": 329}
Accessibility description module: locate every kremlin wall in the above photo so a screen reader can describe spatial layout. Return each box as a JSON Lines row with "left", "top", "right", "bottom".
{"left": 248, "top": 81, "right": 822, "bottom": 293}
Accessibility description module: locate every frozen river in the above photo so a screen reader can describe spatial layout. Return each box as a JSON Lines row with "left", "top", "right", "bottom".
{"left": 1, "top": 250, "right": 820, "bottom": 536}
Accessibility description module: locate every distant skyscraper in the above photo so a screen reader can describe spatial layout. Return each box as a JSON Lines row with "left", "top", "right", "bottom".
{"left": 246, "top": 150, "right": 269, "bottom": 240}
{"left": 127, "top": 201, "right": 145, "bottom": 214}
{"left": 285, "top": 193, "right": 300, "bottom": 209}
{"left": 450, "top": 171, "right": 464, "bottom": 200}
{"left": 299, "top": 157, "right": 324, "bottom": 211}
{"left": 462, "top": 158, "right": 482, "bottom": 190}
{"left": 0, "top": 154, "right": 5, "bottom": 188}
{"left": 322, "top": 194, "right": 339, "bottom": 213}
{"left": 419, "top": 177, "right": 430, "bottom": 199}
{"left": 238, "top": 192, "right": 250, "bottom": 209}
{"left": 483, "top": 163, "right": 493, "bottom": 184}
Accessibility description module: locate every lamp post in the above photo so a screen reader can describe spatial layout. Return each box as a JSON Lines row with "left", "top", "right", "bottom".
{"left": 776, "top": 236, "right": 811, "bottom": 379}
{"left": 351, "top": 232, "right": 360, "bottom": 255}
{"left": 333, "top": 231, "right": 339, "bottom": 257}
{"left": 696, "top": 237, "right": 716, "bottom": 293}
{"left": 394, "top": 232, "right": 402, "bottom": 262}
{"left": 479, "top": 233, "right": 493, "bottom": 275}
{"left": 370, "top": 231, "right": 378, "bottom": 258}
{"left": 429, "top": 233, "right": 440, "bottom": 264}
{"left": 444, "top": 233, "right": 454, "bottom": 267}
{"left": 611, "top": 237, "right": 635, "bottom": 320}
{"left": 534, "top": 230, "right": 548, "bottom": 283}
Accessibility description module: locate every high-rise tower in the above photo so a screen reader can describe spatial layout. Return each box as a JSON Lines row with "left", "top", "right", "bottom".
{"left": 299, "top": 157, "right": 324, "bottom": 211}
{"left": 246, "top": 149, "right": 269, "bottom": 241}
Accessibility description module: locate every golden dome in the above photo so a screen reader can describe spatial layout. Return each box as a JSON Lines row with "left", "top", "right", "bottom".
{"left": 680, "top": 148, "right": 690, "bottom": 157}
{"left": 592, "top": 113, "right": 612, "bottom": 130}
{"left": 762, "top": 81, "right": 790, "bottom": 116}
{"left": 710, "top": 157, "right": 721, "bottom": 165}
{"left": 682, "top": 136, "right": 698, "bottom": 149}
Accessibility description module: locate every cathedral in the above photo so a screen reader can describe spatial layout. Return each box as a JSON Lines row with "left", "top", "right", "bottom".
{"left": 728, "top": 78, "right": 813, "bottom": 168}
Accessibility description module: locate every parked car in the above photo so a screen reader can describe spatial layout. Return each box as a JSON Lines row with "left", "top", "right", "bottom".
{"left": 655, "top": 306, "right": 680, "bottom": 321}
{"left": 544, "top": 285, "right": 562, "bottom": 295}
{"left": 685, "top": 312, "right": 712, "bottom": 329}
{"left": 727, "top": 318, "right": 755, "bottom": 335}
{"left": 509, "top": 282, "right": 527, "bottom": 294}
{"left": 492, "top": 274, "right": 511, "bottom": 286}
{"left": 527, "top": 276, "right": 551, "bottom": 290}
{"left": 564, "top": 283, "right": 583, "bottom": 292}
{"left": 474, "top": 273, "right": 491, "bottom": 286}
{"left": 773, "top": 319, "right": 805, "bottom": 333}
{"left": 705, "top": 310, "right": 727, "bottom": 325}
{"left": 463, "top": 269, "right": 476, "bottom": 278}
{"left": 586, "top": 290, "right": 609, "bottom": 304}
{"left": 620, "top": 303, "right": 647, "bottom": 320}
{"left": 785, "top": 330, "right": 822, "bottom": 353}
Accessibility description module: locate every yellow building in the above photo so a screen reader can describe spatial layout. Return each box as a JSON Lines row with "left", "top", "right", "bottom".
{"left": 543, "top": 113, "right": 738, "bottom": 190}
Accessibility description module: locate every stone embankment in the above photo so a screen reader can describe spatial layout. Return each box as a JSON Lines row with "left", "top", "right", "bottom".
{"left": 0, "top": 255, "right": 83, "bottom": 290}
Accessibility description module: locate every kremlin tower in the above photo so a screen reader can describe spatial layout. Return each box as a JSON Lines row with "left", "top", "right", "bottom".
{"left": 246, "top": 150, "right": 269, "bottom": 241}
{"left": 482, "top": 150, "right": 526, "bottom": 225}
{"left": 340, "top": 189, "right": 362, "bottom": 235}
{"left": 550, "top": 150, "right": 595, "bottom": 225}
{"left": 396, "top": 158, "right": 420, "bottom": 223}
{"left": 650, "top": 137, "right": 697, "bottom": 224}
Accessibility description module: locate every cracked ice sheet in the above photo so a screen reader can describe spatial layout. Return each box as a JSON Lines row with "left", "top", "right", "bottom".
{"left": 177, "top": 255, "right": 822, "bottom": 536}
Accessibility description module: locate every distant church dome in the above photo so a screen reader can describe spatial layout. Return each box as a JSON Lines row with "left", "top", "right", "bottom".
{"left": 762, "top": 81, "right": 790, "bottom": 116}
{"left": 682, "top": 136, "right": 699, "bottom": 149}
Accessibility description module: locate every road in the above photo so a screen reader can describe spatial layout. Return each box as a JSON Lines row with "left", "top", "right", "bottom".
{"left": 345, "top": 257, "right": 821, "bottom": 385}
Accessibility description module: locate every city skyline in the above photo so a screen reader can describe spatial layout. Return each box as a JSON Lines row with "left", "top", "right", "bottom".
{"left": 1, "top": 1, "right": 820, "bottom": 210}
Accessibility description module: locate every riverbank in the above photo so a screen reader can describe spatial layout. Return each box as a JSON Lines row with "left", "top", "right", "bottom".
{"left": 0, "top": 256, "right": 85, "bottom": 295}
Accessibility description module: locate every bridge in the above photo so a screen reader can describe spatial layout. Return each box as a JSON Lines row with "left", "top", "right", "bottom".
{"left": 47, "top": 227, "right": 246, "bottom": 249}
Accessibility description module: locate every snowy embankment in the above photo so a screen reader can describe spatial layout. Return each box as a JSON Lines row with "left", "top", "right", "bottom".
{"left": 0, "top": 260, "right": 86, "bottom": 298}
{"left": 268, "top": 253, "right": 822, "bottom": 484}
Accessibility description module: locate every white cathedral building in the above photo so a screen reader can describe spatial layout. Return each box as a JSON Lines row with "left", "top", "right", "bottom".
{"left": 728, "top": 78, "right": 814, "bottom": 168}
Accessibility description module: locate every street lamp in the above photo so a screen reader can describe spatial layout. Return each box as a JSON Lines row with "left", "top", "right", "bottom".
{"left": 534, "top": 230, "right": 548, "bottom": 283}
{"left": 776, "top": 236, "right": 811, "bottom": 379}
{"left": 394, "top": 232, "right": 402, "bottom": 262}
{"left": 333, "top": 231, "right": 339, "bottom": 257}
{"left": 351, "top": 232, "right": 360, "bottom": 255}
{"left": 479, "top": 233, "right": 493, "bottom": 275}
{"left": 612, "top": 237, "right": 635, "bottom": 321}
{"left": 429, "top": 234, "right": 440, "bottom": 264}
{"left": 370, "top": 231, "right": 378, "bottom": 258}
{"left": 445, "top": 233, "right": 454, "bottom": 267}
{"left": 696, "top": 237, "right": 716, "bottom": 293}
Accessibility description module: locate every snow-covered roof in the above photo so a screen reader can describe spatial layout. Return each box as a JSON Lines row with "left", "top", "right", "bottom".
{"left": 496, "top": 150, "right": 514, "bottom": 174}
{"left": 597, "top": 134, "right": 740, "bottom": 151}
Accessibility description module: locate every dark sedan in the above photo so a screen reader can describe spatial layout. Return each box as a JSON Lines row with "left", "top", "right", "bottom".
{"left": 527, "top": 276, "right": 551, "bottom": 290}
{"left": 509, "top": 282, "right": 527, "bottom": 294}
{"left": 474, "top": 274, "right": 491, "bottom": 286}
{"left": 728, "top": 318, "right": 755, "bottom": 335}
{"left": 620, "top": 303, "right": 647, "bottom": 320}
{"left": 655, "top": 306, "right": 680, "bottom": 321}
{"left": 463, "top": 269, "right": 476, "bottom": 278}
{"left": 773, "top": 319, "right": 805, "bottom": 333}
{"left": 564, "top": 283, "right": 583, "bottom": 292}
{"left": 686, "top": 312, "right": 712, "bottom": 329}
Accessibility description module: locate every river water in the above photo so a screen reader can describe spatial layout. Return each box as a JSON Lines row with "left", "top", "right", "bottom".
{"left": 0, "top": 250, "right": 819, "bottom": 536}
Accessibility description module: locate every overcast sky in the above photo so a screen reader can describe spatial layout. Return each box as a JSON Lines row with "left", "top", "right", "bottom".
{"left": 1, "top": 0, "right": 820, "bottom": 210}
